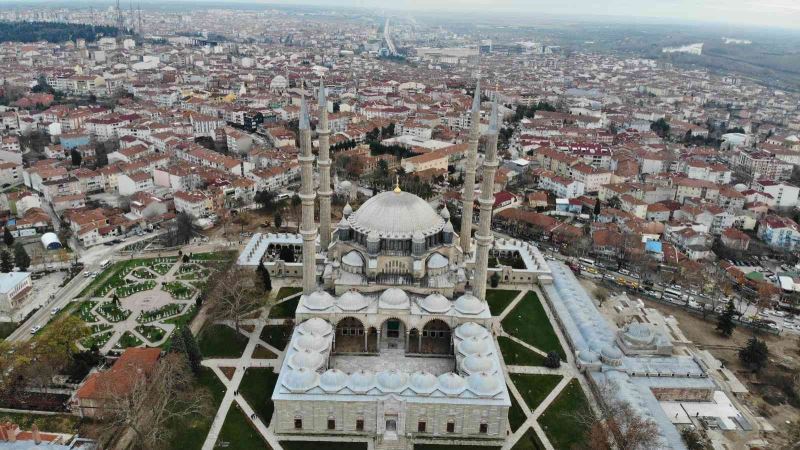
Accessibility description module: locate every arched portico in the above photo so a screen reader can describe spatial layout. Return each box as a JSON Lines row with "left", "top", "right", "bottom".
{"left": 334, "top": 317, "right": 366, "bottom": 353}
{"left": 379, "top": 317, "right": 407, "bottom": 351}
{"left": 421, "top": 319, "right": 452, "bottom": 355}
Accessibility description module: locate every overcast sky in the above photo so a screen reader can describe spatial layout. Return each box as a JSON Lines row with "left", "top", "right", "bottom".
{"left": 253, "top": 0, "right": 800, "bottom": 29}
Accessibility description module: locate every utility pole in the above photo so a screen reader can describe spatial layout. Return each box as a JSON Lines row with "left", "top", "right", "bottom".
{"left": 115, "top": 0, "right": 124, "bottom": 39}
{"left": 137, "top": 2, "right": 143, "bottom": 37}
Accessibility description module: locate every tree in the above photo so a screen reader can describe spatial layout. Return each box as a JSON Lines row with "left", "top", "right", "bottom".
{"left": 254, "top": 190, "right": 278, "bottom": 211}
{"left": 579, "top": 382, "right": 661, "bottom": 450}
{"left": 70, "top": 148, "right": 82, "bottom": 166}
{"left": 98, "top": 353, "right": 211, "bottom": 450}
{"left": 607, "top": 196, "right": 622, "bottom": 210}
{"left": 13, "top": 243, "right": 30, "bottom": 271}
{"left": 279, "top": 246, "right": 295, "bottom": 263}
{"left": 715, "top": 299, "right": 736, "bottom": 337}
{"left": 544, "top": 351, "right": 561, "bottom": 368}
{"left": 594, "top": 287, "right": 610, "bottom": 306}
{"left": 594, "top": 198, "right": 601, "bottom": 217}
{"left": 739, "top": 336, "right": 769, "bottom": 372}
{"left": 650, "top": 118, "right": 670, "bottom": 138}
{"left": 257, "top": 259, "right": 272, "bottom": 292}
{"left": 274, "top": 213, "right": 283, "bottom": 229}
{"left": 207, "top": 266, "right": 261, "bottom": 334}
{"left": 180, "top": 327, "right": 202, "bottom": 375}
{"left": 490, "top": 272, "right": 500, "bottom": 288}
{"left": 175, "top": 212, "right": 193, "bottom": 245}
{"left": 2, "top": 227, "right": 13, "bottom": 247}
{"left": 0, "top": 250, "right": 13, "bottom": 272}
{"left": 681, "top": 428, "right": 710, "bottom": 450}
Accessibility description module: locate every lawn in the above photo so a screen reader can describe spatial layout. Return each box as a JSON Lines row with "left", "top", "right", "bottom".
{"left": 508, "top": 388, "right": 528, "bottom": 433}
{"left": 485, "top": 289, "right": 520, "bottom": 316}
{"left": 282, "top": 442, "right": 367, "bottom": 450}
{"left": 199, "top": 324, "right": 249, "bottom": 358}
{"left": 80, "top": 330, "right": 113, "bottom": 349}
{"left": 116, "top": 280, "right": 156, "bottom": 298}
{"left": 498, "top": 336, "right": 546, "bottom": 366}
{"left": 218, "top": 404, "right": 271, "bottom": 449}
{"left": 73, "top": 301, "right": 98, "bottom": 322}
{"left": 135, "top": 324, "right": 166, "bottom": 343}
{"left": 162, "top": 281, "right": 195, "bottom": 300}
{"left": 96, "top": 301, "right": 131, "bottom": 322}
{"left": 0, "top": 412, "right": 81, "bottom": 434}
{"left": 115, "top": 331, "right": 143, "bottom": 349}
{"left": 132, "top": 267, "right": 157, "bottom": 279}
{"left": 138, "top": 303, "right": 184, "bottom": 323}
{"left": 413, "top": 445, "right": 500, "bottom": 450}
{"left": 538, "top": 379, "right": 591, "bottom": 450}
{"left": 509, "top": 374, "right": 562, "bottom": 411}
{"left": 276, "top": 286, "right": 302, "bottom": 301}
{"left": 268, "top": 296, "right": 300, "bottom": 319}
{"left": 511, "top": 427, "right": 546, "bottom": 450}
{"left": 239, "top": 368, "right": 279, "bottom": 425}
{"left": 259, "top": 324, "right": 293, "bottom": 350}
{"left": 501, "top": 292, "right": 565, "bottom": 359}
{"left": 166, "top": 367, "right": 226, "bottom": 450}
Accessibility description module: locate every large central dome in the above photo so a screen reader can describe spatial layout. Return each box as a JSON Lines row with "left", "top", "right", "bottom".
{"left": 348, "top": 190, "right": 444, "bottom": 238}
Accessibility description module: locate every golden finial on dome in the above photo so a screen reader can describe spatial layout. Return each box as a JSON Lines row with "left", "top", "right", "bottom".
{"left": 393, "top": 175, "right": 401, "bottom": 193}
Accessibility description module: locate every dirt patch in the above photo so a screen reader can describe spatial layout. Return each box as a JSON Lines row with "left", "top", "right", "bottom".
{"left": 241, "top": 324, "right": 256, "bottom": 333}
{"left": 220, "top": 367, "right": 236, "bottom": 380}
{"left": 252, "top": 345, "right": 277, "bottom": 359}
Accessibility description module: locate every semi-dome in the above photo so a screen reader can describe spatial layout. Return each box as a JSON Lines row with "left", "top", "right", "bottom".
{"left": 303, "top": 290, "right": 334, "bottom": 311}
{"left": 376, "top": 369, "right": 408, "bottom": 393}
{"left": 468, "top": 372, "right": 502, "bottom": 397}
{"left": 298, "top": 317, "right": 332, "bottom": 336}
{"left": 337, "top": 291, "right": 369, "bottom": 311}
{"left": 457, "top": 336, "right": 491, "bottom": 356}
{"left": 348, "top": 369, "right": 376, "bottom": 393}
{"left": 408, "top": 371, "right": 438, "bottom": 394}
{"left": 437, "top": 372, "right": 467, "bottom": 396}
{"left": 348, "top": 190, "right": 444, "bottom": 238}
{"left": 379, "top": 288, "right": 410, "bottom": 309}
{"left": 454, "top": 294, "right": 486, "bottom": 315}
{"left": 461, "top": 354, "right": 496, "bottom": 375}
{"left": 601, "top": 345, "right": 623, "bottom": 366}
{"left": 294, "top": 334, "right": 328, "bottom": 353}
{"left": 420, "top": 293, "right": 451, "bottom": 314}
{"left": 319, "top": 369, "right": 349, "bottom": 392}
{"left": 288, "top": 349, "right": 325, "bottom": 370}
{"left": 282, "top": 368, "right": 319, "bottom": 393}
{"left": 427, "top": 253, "right": 449, "bottom": 269}
{"left": 455, "top": 322, "right": 489, "bottom": 340}
{"left": 341, "top": 251, "right": 364, "bottom": 267}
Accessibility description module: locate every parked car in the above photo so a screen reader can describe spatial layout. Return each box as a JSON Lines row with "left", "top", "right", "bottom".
{"left": 30, "top": 325, "right": 41, "bottom": 334}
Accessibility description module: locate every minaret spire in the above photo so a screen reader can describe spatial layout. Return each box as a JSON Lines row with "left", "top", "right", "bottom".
{"left": 460, "top": 77, "right": 482, "bottom": 254}
{"left": 472, "top": 94, "right": 500, "bottom": 300}
{"left": 317, "top": 77, "right": 333, "bottom": 251}
{"left": 298, "top": 90, "right": 317, "bottom": 294}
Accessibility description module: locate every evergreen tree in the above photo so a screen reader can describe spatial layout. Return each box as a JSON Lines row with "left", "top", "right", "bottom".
{"left": 13, "top": 243, "right": 30, "bottom": 271}
{"left": 0, "top": 250, "right": 13, "bottom": 273}
{"left": 490, "top": 272, "right": 500, "bottom": 288}
{"left": 257, "top": 259, "right": 272, "bottom": 292}
{"left": 180, "top": 326, "right": 203, "bottom": 375}
{"left": 739, "top": 336, "right": 769, "bottom": 372}
{"left": 70, "top": 148, "right": 82, "bottom": 166}
{"left": 593, "top": 198, "right": 601, "bottom": 216}
{"left": 544, "top": 351, "right": 561, "bottom": 368}
{"left": 716, "top": 299, "right": 736, "bottom": 337}
{"left": 169, "top": 327, "right": 187, "bottom": 356}
{"left": 3, "top": 227, "right": 13, "bottom": 247}
{"left": 279, "top": 246, "right": 295, "bottom": 263}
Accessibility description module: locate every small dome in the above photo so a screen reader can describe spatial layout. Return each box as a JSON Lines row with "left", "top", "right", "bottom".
{"left": 412, "top": 231, "right": 425, "bottom": 242}
{"left": 303, "top": 290, "right": 334, "bottom": 311}
{"left": 408, "top": 371, "right": 438, "bottom": 394}
{"left": 338, "top": 217, "right": 350, "bottom": 229}
{"left": 338, "top": 290, "right": 369, "bottom": 311}
{"left": 461, "top": 354, "right": 496, "bottom": 375}
{"left": 578, "top": 350, "right": 600, "bottom": 364}
{"left": 455, "top": 322, "right": 489, "bottom": 340}
{"left": 288, "top": 349, "right": 325, "bottom": 370}
{"left": 367, "top": 231, "right": 380, "bottom": 242}
{"left": 623, "top": 323, "right": 655, "bottom": 345}
{"left": 319, "top": 369, "right": 349, "bottom": 392}
{"left": 282, "top": 368, "right": 319, "bottom": 393}
{"left": 342, "top": 250, "right": 364, "bottom": 267}
{"left": 440, "top": 206, "right": 451, "bottom": 219}
{"left": 379, "top": 288, "right": 410, "bottom": 309}
{"left": 437, "top": 372, "right": 467, "bottom": 396}
{"left": 457, "top": 336, "right": 491, "bottom": 356}
{"left": 294, "top": 334, "right": 328, "bottom": 353}
{"left": 348, "top": 369, "right": 376, "bottom": 393}
{"left": 454, "top": 294, "right": 486, "bottom": 315}
{"left": 427, "top": 253, "right": 449, "bottom": 269}
{"left": 298, "top": 318, "right": 332, "bottom": 336}
{"left": 343, "top": 203, "right": 353, "bottom": 216}
{"left": 468, "top": 372, "right": 502, "bottom": 397}
{"left": 600, "top": 345, "right": 623, "bottom": 366}
{"left": 376, "top": 369, "right": 408, "bottom": 393}
{"left": 420, "top": 293, "right": 451, "bottom": 314}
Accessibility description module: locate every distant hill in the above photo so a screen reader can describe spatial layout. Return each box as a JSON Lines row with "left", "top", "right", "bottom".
{"left": 0, "top": 21, "right": 119, "bottom": 44}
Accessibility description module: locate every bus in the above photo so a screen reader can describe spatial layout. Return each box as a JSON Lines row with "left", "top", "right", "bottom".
{"left": 100, "top": 259, "right": 111, "bottom": 269}
{"left": 578, "top": 257, "right": 595, "bottom": 267}
{"left": 662, "top": 287, "right": 685, "bottom": 302}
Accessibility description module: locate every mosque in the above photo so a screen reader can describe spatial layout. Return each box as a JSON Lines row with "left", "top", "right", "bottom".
{"left": 268, "top": 80, "right": 524, "bottom": 450}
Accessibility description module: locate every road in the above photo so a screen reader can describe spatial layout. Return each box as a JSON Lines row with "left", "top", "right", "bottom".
{"left": 383, "top": 17, "right": 397, "bottom": 56}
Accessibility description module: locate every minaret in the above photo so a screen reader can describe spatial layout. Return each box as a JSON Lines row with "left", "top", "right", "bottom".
{"left": 472, "top": 98, "right": 500, "bottom": 300}
{"left": 298, "top": 92, "right": 318, "bottom": 294}
{"left": 317, "top": 78, "right": 333, "bottom": 251}
{"left": 460, "top": 79, "right": 482, "bottom": 255}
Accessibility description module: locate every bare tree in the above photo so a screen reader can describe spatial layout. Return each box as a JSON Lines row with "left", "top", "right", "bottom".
{"left": 207, "top": 266, "right": 262, "bottom": 333}
{"left": 575, "top": 382, "right": 662, "bottom": 450}
{"left": 100, "top": 353, "right": 211, "bottom": 450}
